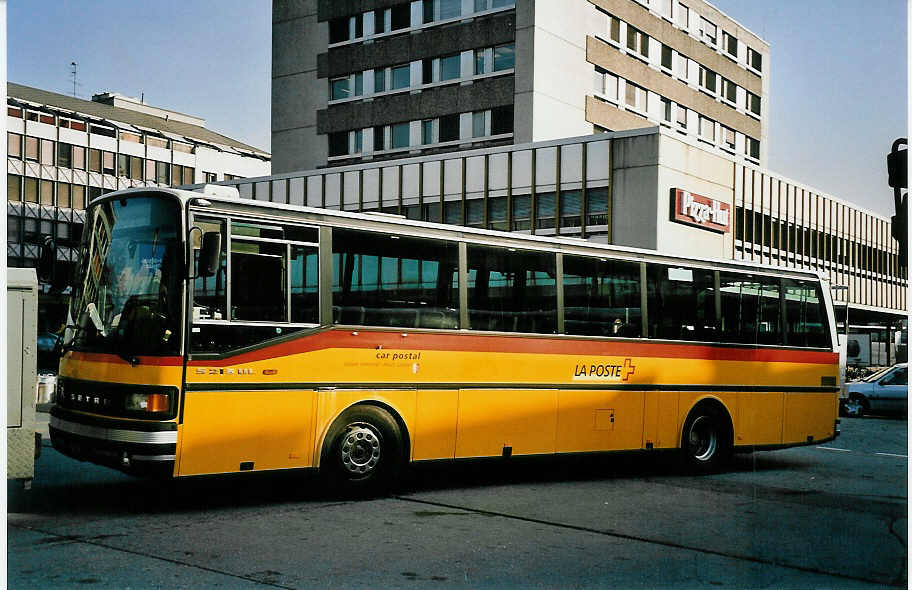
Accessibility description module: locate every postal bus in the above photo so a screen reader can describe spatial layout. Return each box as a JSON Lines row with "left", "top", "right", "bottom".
{"left": 49, "top": 186, "right": 840, "bottom": 492}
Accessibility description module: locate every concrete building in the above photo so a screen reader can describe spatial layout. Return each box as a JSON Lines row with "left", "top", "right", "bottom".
{"left": 6, "top": 82, "right": 271, "bottom": 338}
{"left": 203, "top": 129, "right": 907, "bottom": 360}
{"left": 272, "top": 0, "right": 768, "bottom": 171}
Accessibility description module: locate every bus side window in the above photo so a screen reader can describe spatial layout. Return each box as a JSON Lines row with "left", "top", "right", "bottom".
{"left": 782, "top": 279, "right": 829, "bottom": 348}
{"left": 466, "top": 245, "right": 557, "bottom": 334}
{"left": 192, "top": 217, "right": 227, "bottom": 321}
{"left": 563, "top": 255, "right": 641, "bottom": 337}
{"left": 646, "top": 264, "right": 715, "bottom": 342}
{"left": 332, "top": 229, "right": 459, "bottom": 329}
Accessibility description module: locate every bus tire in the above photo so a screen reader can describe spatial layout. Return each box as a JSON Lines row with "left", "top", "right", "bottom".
{"left": 681, "top": 404, "right": 733, "bottom": 474}
{"left": 321, "top": 405, "right": 404, "bottom": 496}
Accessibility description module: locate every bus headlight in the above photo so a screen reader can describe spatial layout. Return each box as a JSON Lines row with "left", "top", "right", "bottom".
{"left": 125, "top": 392, "right": 170, "bottom": 413}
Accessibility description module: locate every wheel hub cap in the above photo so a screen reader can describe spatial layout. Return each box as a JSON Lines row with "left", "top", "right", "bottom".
{"left": 340, "top": 425, "right": 381, "bottom": 475}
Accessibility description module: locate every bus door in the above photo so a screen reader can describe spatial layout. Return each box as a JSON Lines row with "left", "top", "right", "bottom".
{"left": 179, "top": 213, "right": 321, "bottom": 475}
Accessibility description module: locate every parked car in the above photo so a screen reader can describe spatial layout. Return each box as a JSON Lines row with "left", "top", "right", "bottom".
{"left": 842, "top": 363, "right": 907, "bottom": 417}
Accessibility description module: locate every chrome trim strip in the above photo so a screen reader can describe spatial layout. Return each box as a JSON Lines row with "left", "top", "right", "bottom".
{"left": 50, "top": 416, "right": 178, "bottom": 445}
{"left": 131, "top": 454, "right": 176, "bottom": 462}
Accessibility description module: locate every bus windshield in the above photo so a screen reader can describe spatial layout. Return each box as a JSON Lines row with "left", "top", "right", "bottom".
{"left": 67, "top": 195, "right": 182, "bottom": 359}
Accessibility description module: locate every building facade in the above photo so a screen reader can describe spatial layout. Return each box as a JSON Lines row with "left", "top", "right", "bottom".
{"left": 272, "top": 0, "right": 768, "bottom": 171}
{"left": 6, "top": 82, "right": 271, "bottom": 336}
{"left": 203, "top": 129, "right": 907, "bottom": 357}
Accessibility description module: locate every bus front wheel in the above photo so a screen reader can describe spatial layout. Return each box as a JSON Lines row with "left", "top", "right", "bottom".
{"left": 681, "top": 405, "right": 732, "bottom": 473}
{"left": 322, "top": 405, "right": 404, "bottom": 496}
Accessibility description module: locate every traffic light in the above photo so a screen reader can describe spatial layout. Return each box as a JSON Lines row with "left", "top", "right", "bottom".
{"left": 888, "top": 139, "right": 908, "bottom": 270}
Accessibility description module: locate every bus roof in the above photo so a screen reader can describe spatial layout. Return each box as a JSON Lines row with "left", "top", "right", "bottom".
{"left": 92, "top": 186, "right": 830, "bottom": 283}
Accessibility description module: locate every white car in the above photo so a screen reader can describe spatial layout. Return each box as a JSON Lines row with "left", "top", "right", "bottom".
{"left": 842, "top": 363, "right": 908, "bottom": 417}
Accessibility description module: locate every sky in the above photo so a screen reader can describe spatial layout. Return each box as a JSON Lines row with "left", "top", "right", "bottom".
{"left": 6, "top": 0, "right": 908, "bottom": 217}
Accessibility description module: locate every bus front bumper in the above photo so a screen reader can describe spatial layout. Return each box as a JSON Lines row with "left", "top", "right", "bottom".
{"left": 49, "top": 406, "right": 177, "bottom": 476}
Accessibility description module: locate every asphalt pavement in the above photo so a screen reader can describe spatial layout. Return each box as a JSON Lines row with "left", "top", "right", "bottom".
{"left": 8, "top": 412, "right": 908, "bottom": 589}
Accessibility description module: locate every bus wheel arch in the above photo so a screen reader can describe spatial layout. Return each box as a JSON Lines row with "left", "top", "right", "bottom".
{"left": 318, "top": 402, "right": 410, "bottom": 495}
{"left": 680, "top": 398, "right": 734, "bottom": 473}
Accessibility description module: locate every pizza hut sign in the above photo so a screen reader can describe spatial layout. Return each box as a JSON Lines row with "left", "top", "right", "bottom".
{"left": 672, "top": 189, "right": 731, "bottom": 233}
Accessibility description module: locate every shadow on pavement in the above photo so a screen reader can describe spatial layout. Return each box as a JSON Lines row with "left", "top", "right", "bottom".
{"left": 9, "top": 445, "right": 813, "bottom": 518}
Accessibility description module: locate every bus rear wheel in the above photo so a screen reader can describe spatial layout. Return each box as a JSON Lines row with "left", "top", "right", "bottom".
{"left": 681, "top": 405, "right": 732, "bottom": 473}
{"left": 322, "top": 405, "right": 404, "bottom": 496}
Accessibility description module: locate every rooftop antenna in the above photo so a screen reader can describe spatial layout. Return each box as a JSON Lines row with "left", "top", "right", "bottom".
{"left": 70, "top": 61, "right": 78, "bottom": 98}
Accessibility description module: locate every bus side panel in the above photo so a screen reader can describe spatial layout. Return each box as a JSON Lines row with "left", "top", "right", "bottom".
{"left": 735, "top": 392, "right": 783, "bottom": 446}
{"left": 556, "top": 390, "right": 645, "bottom": 453}
{"left": 642, "top": 391, "right": 679, "bottom": 449}
{"left": 455, "top": 389, "right": 557, "bottom": 458}
{"left": 178, "top": 389, "right": 316, "bottom": 476}
{"left": 413, "top": 390, "right": 458, "bottom": 461}
{"left": 782, "top": 393, "right": 837, "bottom": 444}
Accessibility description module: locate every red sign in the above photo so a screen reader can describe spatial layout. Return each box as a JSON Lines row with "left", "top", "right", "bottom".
{"left": 672, "top": 189, "right": 731, "bottom": 233}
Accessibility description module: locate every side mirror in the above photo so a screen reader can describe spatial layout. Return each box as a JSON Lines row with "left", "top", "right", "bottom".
{"left": 197, "top": 232, "right": 222, "bottom": 278}
{"left": 37, "top": 236, "right": 57, "bottom": 284}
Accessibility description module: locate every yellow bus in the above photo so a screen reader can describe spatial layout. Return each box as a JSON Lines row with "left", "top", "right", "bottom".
{"left": 49, "top": 186, "right": 840, "bottom": 492}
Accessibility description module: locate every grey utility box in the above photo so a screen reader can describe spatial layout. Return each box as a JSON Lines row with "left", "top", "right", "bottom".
{"left": 7, "top": 268, "right": 39, "bottom": 487}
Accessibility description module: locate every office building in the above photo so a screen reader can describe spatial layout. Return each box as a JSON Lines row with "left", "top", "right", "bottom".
{"left": 6, "top": 82, "right": 271, "bottom": 331}
{"left": 272, "top": 0, "right": 768, "bottom": 171}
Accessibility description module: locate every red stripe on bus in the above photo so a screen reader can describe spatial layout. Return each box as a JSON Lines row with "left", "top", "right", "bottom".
{"left": 187, "top": 329, "right": 838, "bottom": 367}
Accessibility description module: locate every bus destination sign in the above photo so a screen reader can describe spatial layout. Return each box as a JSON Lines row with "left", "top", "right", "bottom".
{"left": 672, "top": 189, "right": 731, "bottom": 233}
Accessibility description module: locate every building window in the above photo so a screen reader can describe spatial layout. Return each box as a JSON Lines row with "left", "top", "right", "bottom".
{"left": 118, "top": 153, "right": 129, "bottom": 177}
{"left": 72, "top": 146, "right": 86, "bottom": 170}
{"left": 677, "top": 4, "right": 689, "bottom": 29}
{"left": 659, "top": 0, "right": 672, "bottom": 18}
{"left": 676, "top": 105, "right": 688, "bottom": 129}
{"left": 156, "top": 161, "right": 170, "bottom": 184}
{"left": 391, "top": 65, "right": 410, "bottom": 90}
{"left": 147, "top": 136, "right": 169, "bottom": 149}
{"left": 90, "top": 124, "right": 116, "bottom": 138}
{"left": 474, "top": 0, "right": 514, "bottom": 11}
{"left": 724, "top": 32, "right": 738, "bottom": 57}
{"left": 391, "top": 4, "right": 411, "bottom": 30}
{"left": 119, "top": 130, "right": 142, "bottom": 143}
{"left": 699, "top": 116, "right": 715, "bottom": 141}
{"left": 676, "top": 54, "right": 689, "bottom": 79}
{"left": 131, "top": 156, "right": 143, "bottom": 180}
{"left": 472, "top": 111, "right": 487, "bottom": 138}
{"left": 330, "top": 73, "right": 363, "bottom": 100}
{"left": 57, "top": 143, "right": 72, "bottom": 168}
{"left": 8, "top": 107, "right": 22, "bottom": 118}
{"left": 722, "top": 126, "right": 735, "bottom": 150}
{"left": 439, "top": 114, "right": 459, "bottom": 142}
{"left": 25, "top": 136, "right": 39, "bottom": 161}
{"left": 474, "top": 48, "right": 491, "bottom": 75}
{"left": 748, "top": 47, "right": 763, "bottom": 72}
{"left": 661, "top": 97, "right": 672, "bottom": 123}
{"left": 102, "top": 151, "right": 115, "bottom": 175}
{"left": 40, "top": 180, "right": 53, "bottom": 205}
{"left": 699, "top": 17, "right": 717, "bottom": 45}
{"left": 626, "top": 25, "right": 649, "bottom": 58}
{"left": 609, "top": 15, "right": 621, "bottom": 43}
{"left": 722, "top": 78, "right": 737, "bottom": 103}
{"left": 329, "top": 14, "right": 363, "bottom": 44}
{"left": 88, "top": 148, "right": 101, "bottom": 173}
{"left": 423, "top": 0, "right": 461, "bottom": 23}
{"left": 422, "top": 119, "right": 436, "bottom": 145}
{"left": 748, "top": 92, "right": 761, "bottom": 116}
{"left": 661, "top": 44, "right": 672, "bottom": 70}
{"left": 699, "top": 67, "right": 717, "bottom": 94}
{"left": 745, "top": 136, "right": 760, "bottom": 160}
{"left": 491, "top": 105, "right": 513, "bottom": 135}
{"left": 39, "top": 139, "right": 54, "bottom": 166}
{"left": 625, "top": 82, "right": 646, "bottom": 113}
{"left": 329, "top": 130, "right": 363, "bottom": 157}
{"left": 493, "top": 43, "right": 515, "bottom": 71}
{"left": 24, "top": 177, "right": 38, "bottom": 203}
{"left": 391, "top": 123, "right": 410, "bottom": 149}
{"left": 8, "top": 133, "right": 21, "bottom": 159}
{"left": 425, "top": 54, "right": 461, "bottom": 83}
{"left": 8, "top": 174, "right": 21, "bottom": 202}
{"left": 173, "top": 141, "right": 193, "bottom": 154}
{"left": 204, "top": 172, "right": 218, "bottom": 183}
